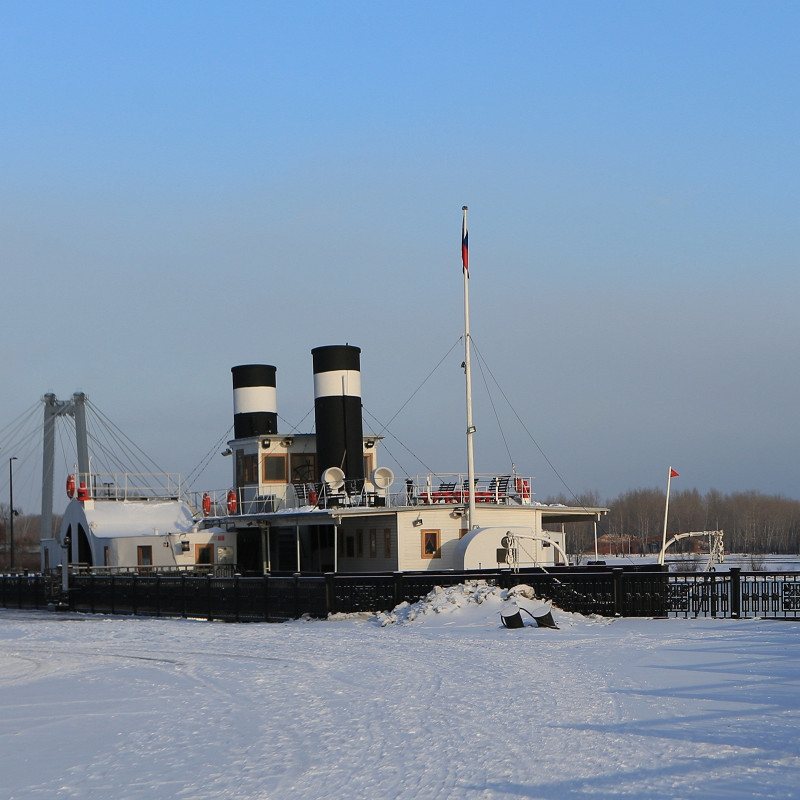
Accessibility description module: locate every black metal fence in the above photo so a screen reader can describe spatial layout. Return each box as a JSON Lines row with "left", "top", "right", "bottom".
{"left": 1, "top": 566, "right": 799, "bottom": 622}
{"left": 63, "top": 565, "right": 672, "bottom": 621}
{"left": 667, "top": 568, "right": 800, "bottom": 619}
{"left": 0, "top": 573, "right": 51, "bottom": 610}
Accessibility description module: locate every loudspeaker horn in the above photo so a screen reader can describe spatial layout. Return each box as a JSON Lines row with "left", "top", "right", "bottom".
{"left": 371, "top": 466, "right": 395, "bottom": 490}
{"left": 321, "top": 466, "right": 346, "bottom": 491}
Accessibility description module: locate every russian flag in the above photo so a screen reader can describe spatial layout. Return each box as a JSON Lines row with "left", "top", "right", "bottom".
{"left": 461, "top": 206, "right": 469, "bottom": 276}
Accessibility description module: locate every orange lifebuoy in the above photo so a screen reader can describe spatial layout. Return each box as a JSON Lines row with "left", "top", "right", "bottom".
{"left": 66, "top": 474, "right": 76, "bottom": 499}
{"left": 226, "top": 489, "right": 238, "bottom": 514}
{"left": 202, "top": 492, "right": 211, "bottom": 517}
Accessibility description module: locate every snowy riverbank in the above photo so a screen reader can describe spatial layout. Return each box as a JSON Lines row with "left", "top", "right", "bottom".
{"left": 1, "top": 584, "right": 799, "bottom": 799}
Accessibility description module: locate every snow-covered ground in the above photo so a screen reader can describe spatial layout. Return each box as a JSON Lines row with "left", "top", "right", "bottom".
{"left": 2, "top": 582, "right": 799, "bottom": 799}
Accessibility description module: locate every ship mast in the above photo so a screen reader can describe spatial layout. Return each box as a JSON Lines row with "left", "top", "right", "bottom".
{"left": 462, "top": 206, "right": 477, "bottom": 529}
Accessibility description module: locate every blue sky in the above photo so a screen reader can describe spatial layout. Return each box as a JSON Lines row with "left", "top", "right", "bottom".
{"left": 2, "top": 1, "right": 799, "bottom": 513}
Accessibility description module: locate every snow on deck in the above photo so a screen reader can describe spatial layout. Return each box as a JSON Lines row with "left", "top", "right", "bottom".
{"left": 1, "top": 584, "right": 799, "bottom": 799}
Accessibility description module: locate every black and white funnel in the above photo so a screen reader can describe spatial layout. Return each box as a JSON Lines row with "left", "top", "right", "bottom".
{"left": 311, "top": 345, "right": 364, "bottom": 482}
{"left": 231, "top": 364, "right": 277, "bottom": 439}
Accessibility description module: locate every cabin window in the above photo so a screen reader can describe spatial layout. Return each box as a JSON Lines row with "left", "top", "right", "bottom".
{"left": 137, "top": 546, "right": 153, "bottom": 566}
{"left": 363, "top": 454, "right": 374, "bottom": 478}
{"left": 356, "top": 529, "right": 364, "bottom": 559}
{"left": 383, "top": 529, "right": 391, "bottom": 559}
{"left": 236, "top": 450, "right": 258, "bottom": 485}
{"left": 196, "top": 544, "right": 214, "bottom": 564}
{"left": 103, "top": 547, "right": 110, "bottom": 566}
{"left": 421, "top": 529, "right": 441, "bottom": 559}
{"left": 369, "top": 529, "right": 377, "bottom": 558}
{"left": 290, "top": 454, "right": 316, "bottom": 483}
{"left": 217, "top": 546, "right": 234, "bottom": 564}
{"left": 262, "top": 454, "right": 287, "bottom": 483}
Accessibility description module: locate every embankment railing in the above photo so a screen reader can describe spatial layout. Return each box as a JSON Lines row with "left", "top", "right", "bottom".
{"left": 1, "top": 567, "right": 799, "bottom": 621}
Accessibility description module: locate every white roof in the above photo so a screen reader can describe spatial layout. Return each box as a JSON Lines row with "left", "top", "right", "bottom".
{"left": 68, "top": 498, "right": 197, "bottom": 539}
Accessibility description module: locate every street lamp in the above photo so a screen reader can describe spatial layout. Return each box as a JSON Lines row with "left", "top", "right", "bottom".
{"left": 9, "top": 457, "right": 17, "bottom": 571}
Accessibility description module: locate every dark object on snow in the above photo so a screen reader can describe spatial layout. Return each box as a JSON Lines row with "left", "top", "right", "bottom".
{"left": 532, "top": 608, "right": 559, "bottom": 629}
{"left": 500, "top": 604, "right": 559, "bottom": 630}
{"left": 500, "top": 607, "right": 525, "bottom": 628}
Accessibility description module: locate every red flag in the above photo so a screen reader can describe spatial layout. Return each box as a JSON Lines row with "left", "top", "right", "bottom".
{"left": 670, "top": 468, "right": 679, "bottom": 478}
{"left": 461, "top": 206, "right": 469, "bottom": 276}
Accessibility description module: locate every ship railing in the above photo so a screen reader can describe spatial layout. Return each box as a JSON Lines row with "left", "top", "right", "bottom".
{"left": 400, "top": 473, "right": 533, "bottom": 507}
{"left": 69, "top": 563, "right": 236, "bottom": 578}
{"left": 190, "top": 487, "right": 280, "bottom": 517}
{"left": 192, "top": 484, "right": 379, "bottom": 515}
{"left": 190, "top": 473, "right": 535, "bottom": 516}
{"left": 71, "top": 472, "right": 185, "bottom": 503}
{"left": 291, "top": 473, "right": 534, "bottom": 509}
{"left": 285, "top": 472, "right": 534, "bottom": 509}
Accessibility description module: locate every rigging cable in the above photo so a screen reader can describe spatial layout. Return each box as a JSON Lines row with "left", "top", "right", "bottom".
{"left": 280, "top": 407, "right": 315, "bottom": 434}
{"left": 469, "top": 339, "right": 514, "bottom": 469}
{"left": 184, "top": 426, "right": 234, "bottom": 488}
{"left": 362, "top": 405, "right": 436, "bottom": 476}
{"left": 374, "top": 338, "right": 462, "bottom": 437}
{"left": 467, "top": 340, "right": 608, "bottom": 528}
{"left": 359, "top": 337, "right": 466, "bottom": 477}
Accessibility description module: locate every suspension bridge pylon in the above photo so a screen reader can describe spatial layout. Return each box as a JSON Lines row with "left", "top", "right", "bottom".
{"left": 41, "top": 393, "right": 89, "bottom": 570}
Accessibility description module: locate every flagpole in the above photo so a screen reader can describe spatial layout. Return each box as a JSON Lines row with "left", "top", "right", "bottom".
{"left": 462, "top": 206, "right": 477, "bottom": 529}
{"left": 659, "top": 466, "right": 676, "bottom": 566}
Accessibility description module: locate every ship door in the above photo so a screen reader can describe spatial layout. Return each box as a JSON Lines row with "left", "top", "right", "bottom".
{"left": 77, "top": 524, "right": 93, "bottom": 567}
{"left": 236, "top": 529, "right": 264, "bottom": 575}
